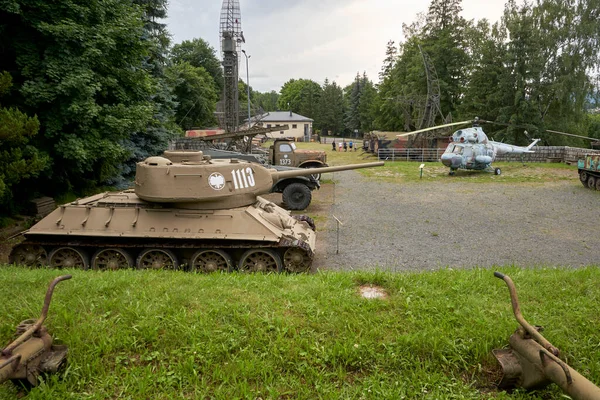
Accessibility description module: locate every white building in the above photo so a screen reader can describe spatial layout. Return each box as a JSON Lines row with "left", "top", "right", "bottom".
{"left": 254, "top": 111, "right": 313, "bottom": 141}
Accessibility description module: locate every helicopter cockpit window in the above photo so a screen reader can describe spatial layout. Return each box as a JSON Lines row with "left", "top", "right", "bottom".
{"left": 452, "top": 146, "right": 463, "bottom": 154}
{"left": 279, "top": 143, "right": 293, "bottom": 153}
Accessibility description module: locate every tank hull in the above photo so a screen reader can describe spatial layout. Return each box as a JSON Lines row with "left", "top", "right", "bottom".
{"left": 11, "top": 191, "right": 316, "bottom": 273}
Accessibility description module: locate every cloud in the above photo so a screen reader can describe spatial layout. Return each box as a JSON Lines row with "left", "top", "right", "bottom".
{"left": 166, "top": 0, "right": 507, "bottom": 93}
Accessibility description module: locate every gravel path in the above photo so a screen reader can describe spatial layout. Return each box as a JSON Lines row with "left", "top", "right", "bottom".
{"left": 312, "top": 170, "right": 600, "bottom": 271}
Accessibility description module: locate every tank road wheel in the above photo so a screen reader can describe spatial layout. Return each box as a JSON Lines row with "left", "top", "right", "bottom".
{"left": 596, "top": 178, "right": 600, "bottom": 191}
{"left": 580, "top": 171, "right": 588, "bottom": 183}
{"left": 91, "top": 248, "right": 134, "bottom": 270}
{"left": 587, "top": 176, "right": 596, "bottom": 190}
{"left": 238, "top": 249, "right": 282, "bottom": 273}
{"left": 9, "top": 244, "right": 48, "bottom": 267}
{"left": 190, "top": 249, "right": 232, "bottom": 273}
{"left": 48, "top": 247, "right": 89, "bottom": 269}
{"left": 282, "top": 183, "right": 312, "bottom": 210}
{"left": 283, "top": 248, "right": 312, "bottom": 273}
{"left": 136, "top": 249, "right": 179, "bottom": 270}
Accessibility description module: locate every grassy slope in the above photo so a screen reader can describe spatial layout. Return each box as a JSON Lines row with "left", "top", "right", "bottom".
{"left": 1, "top": 266, "right": 599, "bottom": 399}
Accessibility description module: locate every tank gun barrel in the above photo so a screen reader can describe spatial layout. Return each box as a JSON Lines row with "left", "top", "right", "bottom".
{"left": 271, "top": 162, "right": 384, "bottom": 182}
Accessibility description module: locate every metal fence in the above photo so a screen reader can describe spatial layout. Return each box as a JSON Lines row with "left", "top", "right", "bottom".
{"left": 377, "top": 146, "right": 600, "bottom": 163}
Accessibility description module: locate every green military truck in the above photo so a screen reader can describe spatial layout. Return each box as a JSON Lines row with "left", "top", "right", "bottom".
{"left": 268, "top": 139, "right": 327, "bottom": 179}
{"left": 578, "top": 154, "right": 600, "bottom": 190}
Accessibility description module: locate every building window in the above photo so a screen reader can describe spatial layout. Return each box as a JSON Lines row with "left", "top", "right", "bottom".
{"left": 267, "top": 124, "right": 271, "bottom": 128}
{"left": 280, "top": 131, "right": 284, "bottom": 134}
{"left": 292, "top": 124, "right": 297, "bottom": 129}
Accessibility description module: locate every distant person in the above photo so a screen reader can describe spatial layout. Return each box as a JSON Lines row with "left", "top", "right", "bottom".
{"left": 349, "top": 140, "right": 353, "bottom": 151}
{"left": 339, "top": 141, "right": 343, "bottom": 151}
{"left": 343, "top": 140, "right": 348, "bottom": 152}
{"left": 332, "top": 139, "right": 336, "bottom": 151}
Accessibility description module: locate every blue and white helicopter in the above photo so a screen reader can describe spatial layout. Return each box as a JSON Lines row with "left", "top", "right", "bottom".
{"left": 398, "top": 119, "right": 540, "bottom": 175}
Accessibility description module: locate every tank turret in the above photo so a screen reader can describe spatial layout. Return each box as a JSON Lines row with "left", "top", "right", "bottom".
{"left": 9, "top": 151, "right": 384, "bottom": 273}
{"left": 137, "top": 150, "right": 383, "bottom": 209}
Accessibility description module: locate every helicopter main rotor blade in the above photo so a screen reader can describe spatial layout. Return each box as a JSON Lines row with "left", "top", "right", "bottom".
{"left": 396, "top": 120, "right": 472, "bottom": 138}
{"left": 545, "top": 129, "right": 598, "bottom": 141}
{"left": 481, "top": 120, "right": 597, "bottom": 142}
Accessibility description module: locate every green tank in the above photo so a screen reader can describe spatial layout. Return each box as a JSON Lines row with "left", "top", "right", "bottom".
{"left": 9, "top": 151, "right": 383, "bottom": 273}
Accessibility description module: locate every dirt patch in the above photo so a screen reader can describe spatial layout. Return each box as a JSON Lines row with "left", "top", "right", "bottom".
{"left": 358, "top": 285, "right": 388, "bottom": 299}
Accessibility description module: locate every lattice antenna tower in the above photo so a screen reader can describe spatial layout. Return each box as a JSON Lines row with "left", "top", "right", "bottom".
{"left": 218, "top": 0, "right": 245, "bottom": 133}
{"left": 219, "top": 0, "right": 244, "bottom": 56}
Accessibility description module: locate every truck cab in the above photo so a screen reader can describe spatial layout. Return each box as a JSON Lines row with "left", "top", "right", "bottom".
{"left": 269, "top": 139, "right": 327, "bottom": 169}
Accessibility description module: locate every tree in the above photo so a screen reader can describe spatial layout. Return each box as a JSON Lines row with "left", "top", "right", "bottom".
{"left": 358, "top": 72, "right": 377, "bottom": 132}
{"left": 459, "top": 19, "right": 507, "bottom": 125}
{"left": 277, "top": 79, "right": 322, "bottom": 119}
{"left": 344, "top": 74, "right": 361, "bottom": 134}
{"left": 0, "top": 0, "right": 162, "bottom": 194}
{"left": 379, "top": 40, "right": 397, "bottom": 83}
{"left": 318, "top": 79, "right": 345, "bottom": 135}
{"left": 170, "top": 38, "right": 224, "bottom": 93}
{"left": 421, "top": 0, "right": 469, "bottom": 117}
{"left": 0, "top": 71, "right": 49, "bottom": 214}
{"left": 118, "top": 0, "right": 179, "bottom": 186}
{"left": 166, "top": 62, "right": 218, "bottom": 130}
{"left": 254, "top": 90, "right": 279, "bottom": 112}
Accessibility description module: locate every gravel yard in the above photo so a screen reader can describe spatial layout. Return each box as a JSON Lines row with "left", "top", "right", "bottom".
{"left": 310, "top": 170, "right": 600, "bottom": 271}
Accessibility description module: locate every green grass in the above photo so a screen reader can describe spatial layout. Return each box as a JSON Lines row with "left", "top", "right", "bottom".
{"left": 1, "top": 266, "right": 599, "bottom": 399}
{"left": 290, "top": 142, "right": 580, "bottom": 184}
{"left": 359, "top": 161, "right": 578, "bottom": 184}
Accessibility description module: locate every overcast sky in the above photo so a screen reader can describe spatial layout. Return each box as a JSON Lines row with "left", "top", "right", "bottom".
{"left": 166, "top": 0, "right": 508, "bottom": 93}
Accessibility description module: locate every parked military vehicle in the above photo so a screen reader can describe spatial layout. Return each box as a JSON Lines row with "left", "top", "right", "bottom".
{"left": 191, "top": 148, "right": 320, "bottom": 210}
{"left": 493, "top": 272, "right": 600, "bottom": 399}
{"left": 1, "top": 275, "right": 71, "bottom": 387}
{"left": 578, "top": 154, "right": 600, "bottom": 190}
{"left": 175, "top": 137, "right": 329, "bottom": 179}
{"left": 9, "top": 151, "right": 383, "bottom": 273}
{"left": 267, "top": 138, "right": 328, "bottom": 177}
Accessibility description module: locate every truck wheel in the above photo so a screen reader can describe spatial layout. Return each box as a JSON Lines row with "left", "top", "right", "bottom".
{"left": 304, "top": 166, "right": 321, "bottom": 180}
{"left": 283, "top": 183, "right": 312, "bottom": 210}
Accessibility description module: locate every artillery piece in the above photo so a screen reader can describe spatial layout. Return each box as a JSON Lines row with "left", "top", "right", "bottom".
{"left": 10, "top": 151, "right": 383, "bottom": 273}
{"left": 0, "top": 275, "right": 71, "bottom": 387}
{"left": 492, "top": 272, "right": 600, "bottom": 399}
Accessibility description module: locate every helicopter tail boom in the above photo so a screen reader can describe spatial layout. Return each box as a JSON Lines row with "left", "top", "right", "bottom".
{"left": 490, "top": 139, "right": 540, "bottom": 155}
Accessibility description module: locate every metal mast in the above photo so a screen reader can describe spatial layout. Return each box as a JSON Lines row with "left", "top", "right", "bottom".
{"left": 407, "top": 45, "right": 450, "bottom": 148}
{"left": 219, "top": 0, "right": 244, "bottom": 133}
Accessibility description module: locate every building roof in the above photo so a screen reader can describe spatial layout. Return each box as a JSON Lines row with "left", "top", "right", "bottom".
{"left": 258, "top": 111, "right": 313, "bottom": 123}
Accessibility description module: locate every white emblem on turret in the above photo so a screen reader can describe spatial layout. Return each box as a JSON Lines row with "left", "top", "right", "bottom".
{"left": 208, "top": 172, "right": 225, "bottom": 190}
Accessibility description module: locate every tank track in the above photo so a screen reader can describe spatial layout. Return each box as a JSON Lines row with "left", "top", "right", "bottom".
{"left": 9, "top": 234, "right": 315, "bottom": 274}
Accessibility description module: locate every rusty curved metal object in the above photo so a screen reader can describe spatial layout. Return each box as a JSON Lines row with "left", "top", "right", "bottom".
{"left": 0, "top": 275, "right": 71, "bottom": 386}
{"left": 493, "top": 272, "right": 559, "bottom": 356}
{"left": 493, "top": 271, "right": 600, "bottom": 399}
